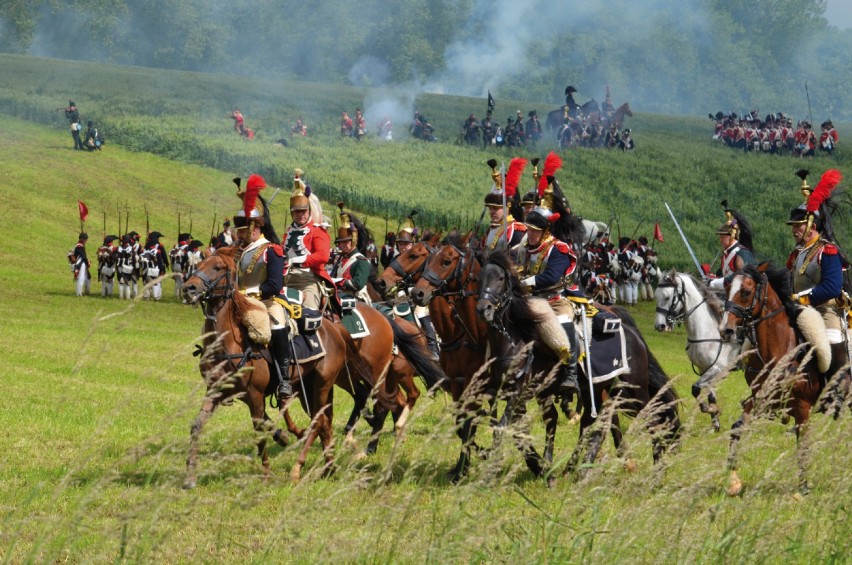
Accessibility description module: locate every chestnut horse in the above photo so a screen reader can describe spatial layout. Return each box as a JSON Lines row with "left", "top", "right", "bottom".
{"left": 181, "top": 246, "right": 366, "bottom": 486}
{"left": 720, "top": 262, "right": 829, "bottom": 495}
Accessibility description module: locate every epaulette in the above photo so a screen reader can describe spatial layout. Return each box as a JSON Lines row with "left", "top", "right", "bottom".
{"left": 553, "top": 240, "right": 571, "bottom": 254}
{"left": 822, "top": 242, "right": 838, "bottom": 256}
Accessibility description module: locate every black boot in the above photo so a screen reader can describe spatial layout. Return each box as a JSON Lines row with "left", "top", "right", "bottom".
{"left": 271, "top": 328, "right": 292, "bottom": 400}
{"left": 419, "top": 315, "right": 441, "bottom": 362}
{"left": 560, "top": 322, "right": 580, "bottom": 394}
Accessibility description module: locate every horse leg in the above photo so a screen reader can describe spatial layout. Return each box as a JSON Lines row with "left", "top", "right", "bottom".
{"left": 726, "top": 400, "right": 752, "bottom": 497}
{"left": 449, "top": 414, "right": 477, "bottom": 483}
{"left": 247, "top": 390, "right": 273, "bottom": 484}
{"left": 281, "top": 408, "right": 305, "bottom": 440}
{"left": 706, "top": 389, "right": 721, "bottom": 432}
{"left": 184, "top": 396, "right": 217, "bottom": 489}
{"left": 365, "top": 404, "right": 391, "bottom": 456}
{"left": 317, "top": 400, "right": 336, "bottom": 478}
{"left": 541, "top": 396, "right": 558, "bottom": 466}
{"left": 792, "top": 399, "right": 813, "bottom": 495}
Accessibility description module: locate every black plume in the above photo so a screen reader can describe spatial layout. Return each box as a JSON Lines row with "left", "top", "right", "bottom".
{"left": 486, "top": 158, "right": 498, "bottom": 169}
{"left": 794, "top": 169, "right": 809, "bottom": 181}
{"left": 531, "top": 157, "right": 540, "bottom": 167}
{"left": 232, "top": 177, "right": 241, "bottom": 188}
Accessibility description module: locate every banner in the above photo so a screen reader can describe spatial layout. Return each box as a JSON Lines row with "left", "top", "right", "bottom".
{"left": 78, "top": 200, "right": 89, "bottom": 223}
{"left": 487, "top": 91, "right": 495, "bottom": 111}
{"left": 653, "top": 222, "right": 664, "bottom": 243}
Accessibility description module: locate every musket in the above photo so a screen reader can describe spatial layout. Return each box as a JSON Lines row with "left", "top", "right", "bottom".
{"left": 189, "top": 211, "right": 193, "bottom": 238}
{"left": 145, "top": 204, "right": 150, "bottom": 236}
{"left": 805, "top": 82, "right": 813, "bottom": 126}
{"left": 125, "top": 203, "right": 130, "bottom": 237}
{"left": 664, "top": 202, "right": 704, "bottom": 276}
{"left": 178, "top": 211, "right": 181, "bottom": 240}
{"left": 117, "top": 204, "right": 122, "bottom": 236}
{"left": 209, "top": 212, "right": 217, "bottom": 243}
{"left": 102, "top": 210, "right": 106, "bottom": 240}
{"left": 629, "top": 216, "right": 645, "bottom": 241}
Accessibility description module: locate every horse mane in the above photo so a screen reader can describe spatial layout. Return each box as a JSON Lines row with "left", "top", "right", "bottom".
{"left": 616, "top": 102, "right": 632, "bottom": 115}
{"left": 682, "top": 272, "right": 725, "bottom": 319}
{"left": 215, "top": 244, "right": 240, "bottom": 267}
{"left": 742, "top": 262, "right": 798, "bottom": 322}
{"left": 485, "top": 250, "right": 545, "bottom": 343}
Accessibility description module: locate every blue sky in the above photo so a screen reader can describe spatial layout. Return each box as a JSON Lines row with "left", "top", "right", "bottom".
{"left": 826, "top": 0, "right": 852, "bottom": 29}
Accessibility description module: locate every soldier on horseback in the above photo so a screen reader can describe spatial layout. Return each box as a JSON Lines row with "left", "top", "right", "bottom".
{"left": 232, "top": 173, "right": 292, "bottom": 400}
{"left": 786, "top": 169, "right": 849, "bottom": 390}
{"left": 516, "top": 176, "right": 581, "bottom": 395}
{"left": 708, "top": 201, "right": 756, "bottom": 290}
{"left": 481, "top": 158, "right": 527, "bottom": 257}
{"left": 330, "top": 207, "right": 372, "bottom": 304}
{"left": 283, "top": 169, "right": 333, "bottom": 313}
{"left": 565, "top": 86, "right": 580, "bottom": 119}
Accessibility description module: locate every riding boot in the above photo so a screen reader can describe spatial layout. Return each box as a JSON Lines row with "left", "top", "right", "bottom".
{"left": 418, "top": 315, "right": 441, "bottom": 362}
{"left": 271, "top": 328, "right": 293, "bottom": 400}
{"left": 559, "top": 322, "right": 580, "bottom": 394}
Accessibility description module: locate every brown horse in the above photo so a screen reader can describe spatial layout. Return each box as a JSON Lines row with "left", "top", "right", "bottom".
{"left": 181, "top": 246, "right": 368, "bottom": 487}
{"left": 720, "top": 262, "right": 830, "bottom": 495}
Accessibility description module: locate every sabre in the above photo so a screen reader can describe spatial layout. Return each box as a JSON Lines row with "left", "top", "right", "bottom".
{"left": 501, "top": 161, "right": 507, "bottom": 250}
{"left": 664, "top": 202, "right": 704, "bottom": 277}
{"left": 266, "top": 187, "right": 282, "bottom": 205}
{"left": 579, "top": 304, "right": 597, "bottom": 418}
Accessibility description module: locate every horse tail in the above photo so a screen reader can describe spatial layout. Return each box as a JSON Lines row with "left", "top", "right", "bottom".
{"left": 389, "top": 318, "right": 448, "bottom": 390}
{"left": 612, "top": 305, "right": 681, "bottom": 447}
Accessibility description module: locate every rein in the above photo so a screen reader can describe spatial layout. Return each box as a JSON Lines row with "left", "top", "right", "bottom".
{"left": 656, "top": 276, "right": 707, "bottom": 328}
{"left": 426, "top": 244, "right": 483, "bottom": 350}
{"left": 725, "top": 270, "right": 784, "bottom": 361}
{"left": 478, "top": 262, "right": 517, "bottom": 343}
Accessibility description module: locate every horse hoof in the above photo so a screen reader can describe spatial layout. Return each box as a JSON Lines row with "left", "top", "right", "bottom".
{"left": 354, "top": 451, "right": 368, "bottom": 462}
{"left": 727, "top": 476, "right": 743, "bottom": 497}
{"left": 624, "top": 459, "right": 638, "bottom": 473}
{"left": 290, "top": 466, "right": 302, "bottom": 484}
{"left": 569, "top": 413, "right": 582, "bottom": 426}
{"left": 183, "top": 479, "right": 197, "bottom": 490}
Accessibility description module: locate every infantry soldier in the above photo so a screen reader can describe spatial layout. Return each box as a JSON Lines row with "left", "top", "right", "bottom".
{"left": 170, "top": 233, "right": 192, "bottom": 298}
{"left": 707, "top": 201, "right": 756, "bottom": 290}
{"left": 141, "top": 231, "right": 167, "bottom": 300}
{"left": 64, "top": 100, "right": 84, "bottom": 150}
{"left": 786, "top": 169, "right": 849, "bottom": 388}
{"left": 283, "top": 169, "right": 333, "bottom": 312}
{"left": 97, "top": 235, "right": 119, "bottom": 297}
{"left": 71, "top": 233, "right": 91, "bottom": 296}
{"left": 233, "top": 174, "right": 292, "bottom": 400}
{"left": 218, "top": 218, "right": 234, "bottom": 247}
{"left": 116, "top": 234, "right": 138, "bottom": 299}
{"left": 184, "top": 239, "right": 204, "bottom": 285}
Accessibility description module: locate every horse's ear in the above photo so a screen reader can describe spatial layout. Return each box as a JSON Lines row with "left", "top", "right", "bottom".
{"left": 667, "top": 268, "right": 677, "bottom": 281}
{"left": 429, "top": 231, "right": 441, "bottom": 246}
{"left": 462, "top": 230, "right": 474, "bottom": 246}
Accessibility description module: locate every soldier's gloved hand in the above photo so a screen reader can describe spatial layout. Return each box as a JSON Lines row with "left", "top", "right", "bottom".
{"left": 521, "top": 276, "right": 536, "bottom": 287}
{"left": 795, "top": 294, "right": 810, "bottom": 306}
{"left": 289, "top": 254, "right": 307, "bottom": 265}
{"left": 708, "top": 277, "right": 725, "bottom": 290}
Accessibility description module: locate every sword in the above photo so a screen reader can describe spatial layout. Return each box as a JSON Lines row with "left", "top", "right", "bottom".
{"left": 664, "top": 202, "right": 704, "bottom": 277}
{"left": 579, "top": 304, "right": 597, "bottom": 418}
{"left": 266, "top": 187, "right": 282, "bottom": 205}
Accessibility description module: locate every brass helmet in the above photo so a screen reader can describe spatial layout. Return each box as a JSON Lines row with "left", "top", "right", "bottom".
{"left": 290, "top": 168, "right": 310, "bottom": 211}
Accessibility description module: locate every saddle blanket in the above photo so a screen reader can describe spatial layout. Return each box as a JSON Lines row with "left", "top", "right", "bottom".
{"left": 582, "top": 312, "right": 630, "bottom": 384}
{"left": 340, "top": 307, "right": 370, "bottom": 340}
{"left": 292, "top": 332, "right": 326, "bottom": 364}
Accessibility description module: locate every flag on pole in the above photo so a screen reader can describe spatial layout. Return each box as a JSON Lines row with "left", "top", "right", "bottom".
{"left": 653, "top": 222, "right": 664, "bottom": 243}
{"left": 487, "top": 90, "right": 495, "bottom": 112}
{"left": 78, "top": 200, "right": 89, "bottom": 223}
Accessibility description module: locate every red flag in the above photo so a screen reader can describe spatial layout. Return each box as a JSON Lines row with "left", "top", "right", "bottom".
{"left": 77, "top": 200, "right": 89, "bottom": 223}
{"left": 653, "top": 222, "right": 664, "bottom": 243}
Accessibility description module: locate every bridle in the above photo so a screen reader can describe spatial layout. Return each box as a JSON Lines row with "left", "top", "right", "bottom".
{"left": 187, "top": 262, "right": 235, "bottom": 319}
{"left": 656, "top": 275, "right": 707, "bottom": 328}
{"left": 477, "top": 261, "right": 516, "bottom": 339}
{"left": 421, "top": 243, "right": 478, "bottom": 300}
{"left": 725, "top": 270, "right": 783, "bottom": 353}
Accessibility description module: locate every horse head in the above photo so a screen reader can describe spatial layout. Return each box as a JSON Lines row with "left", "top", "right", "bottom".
{"left": 475, "top": 261, "right": 511, "bottom": 324}
{"left": 720, "top": 264, "right": 767, "bottom": 341}
{"left": 654, "top": 268, "right": 683, "bottom": 332}
{"left": 182, "top": 247, "right": 236, "bottom": 305}
{"left": 411, "top": 237, "right": 470, "bottom": 306}
{"left": 375, "top": 237, "right": 437, "bottom": 297}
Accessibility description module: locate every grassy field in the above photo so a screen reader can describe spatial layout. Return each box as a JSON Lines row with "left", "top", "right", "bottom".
{"left": 2, "top": 116, "right": 852, "bottom": 563}
{"left": 1, "top": 54, "right": 851, "bottom": 271}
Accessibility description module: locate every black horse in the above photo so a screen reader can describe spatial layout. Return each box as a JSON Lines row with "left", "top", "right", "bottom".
{"left": 476, "top": 251, "right": 681, "bottom": 478}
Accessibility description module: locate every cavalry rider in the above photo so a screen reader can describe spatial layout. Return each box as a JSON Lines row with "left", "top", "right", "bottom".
{"left": 516, "top": 180, "right": 581, "bottom": 394}
{"left": 393, "top": 219, "right": 441, "bottom": 360}
{"left": 233, "top": 173, "right": 292, "bottom": 400}
{"left": 330, "top": 208, "right": 372, "bottom": 304}
{"left": 97, "top": 235, "right": 119, "bottom": 298}
{"left": 786, "top": 169, "right": 849, "bottom": 386}
{"left": 481, "top": 158, "right": 527, "bottom": 258}
{"left": 564, "top": 86, "right": 580, "bottom": 119}
{"left": 283, "top": 169, "right": 333, "bottom": 313}
{"left": 141, "top": 231, "right": 168, "bottom": 301}
{"left": 71, "top": 232, "right": 91, "bottom": 296}
{"left": 380, "top": 231, "right": 396, "bottom": 269}
{"left": 707, "top": 201, "right": 756, "bottom": 290}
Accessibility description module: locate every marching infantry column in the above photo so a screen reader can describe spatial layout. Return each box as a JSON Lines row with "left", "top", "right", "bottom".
{"left": 233, "top": 174, "right": 292, "bottom": 400}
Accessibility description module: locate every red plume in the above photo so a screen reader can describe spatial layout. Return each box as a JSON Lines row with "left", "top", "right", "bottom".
{"left": 538, "top": 151, "right": 563, "bottom": 195}
{"left": 246, "top": 174, "right": 266, "bottom": 192}
{"left": 807, "top": 169, "right": 842, "bottom": 213}
{"left": 549, "top": 212, "right": 561, "bottom": 223}
{"left": 244, "top": 176, "right": 265, "bottom": 217}
{"left": 504, "top": 158, "right": 527, "bottom": 198}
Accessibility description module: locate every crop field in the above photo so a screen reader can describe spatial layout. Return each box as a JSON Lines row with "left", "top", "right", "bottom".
{"left": 1, "top": 54, "right": 850, "bottom": 270}
{"left": 1, "top": 58, "right": 852, "bottom": 563}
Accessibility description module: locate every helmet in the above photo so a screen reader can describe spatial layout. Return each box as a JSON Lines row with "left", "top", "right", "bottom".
{"left": 234, "top": 174, "right": 266, "bottom": 229}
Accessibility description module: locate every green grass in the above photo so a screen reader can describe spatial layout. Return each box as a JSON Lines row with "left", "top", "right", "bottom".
{"left": 2, "top": 80, "right": 852, "bottom": 562}
{"left": 1, "top": 53, "right": 850, "bottom": 272}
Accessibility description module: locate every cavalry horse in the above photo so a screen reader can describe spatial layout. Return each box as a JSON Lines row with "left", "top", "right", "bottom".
{"left": 181, "top": 246, "right": 444, "bottom": 486}
{"left": 654, "top": 270, "right": 743, "bottom": 432}
{"left": 588, "top": 102, "right": 634, "bottom": 130}
{"left": 546, "top": 99, "right": 600, "bottom": 134}
{"left": 475, "top": 251, "right": 681, "bottom": 480}
{"left": 720, "top": 262, "right": 832, "bottom": 495}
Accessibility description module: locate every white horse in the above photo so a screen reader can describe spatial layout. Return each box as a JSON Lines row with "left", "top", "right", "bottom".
{"left": 580, "top": 219, "right": 609, "bottom": 243}
{"left": 654, "top": 270, "right": 743, "bottom": 431}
